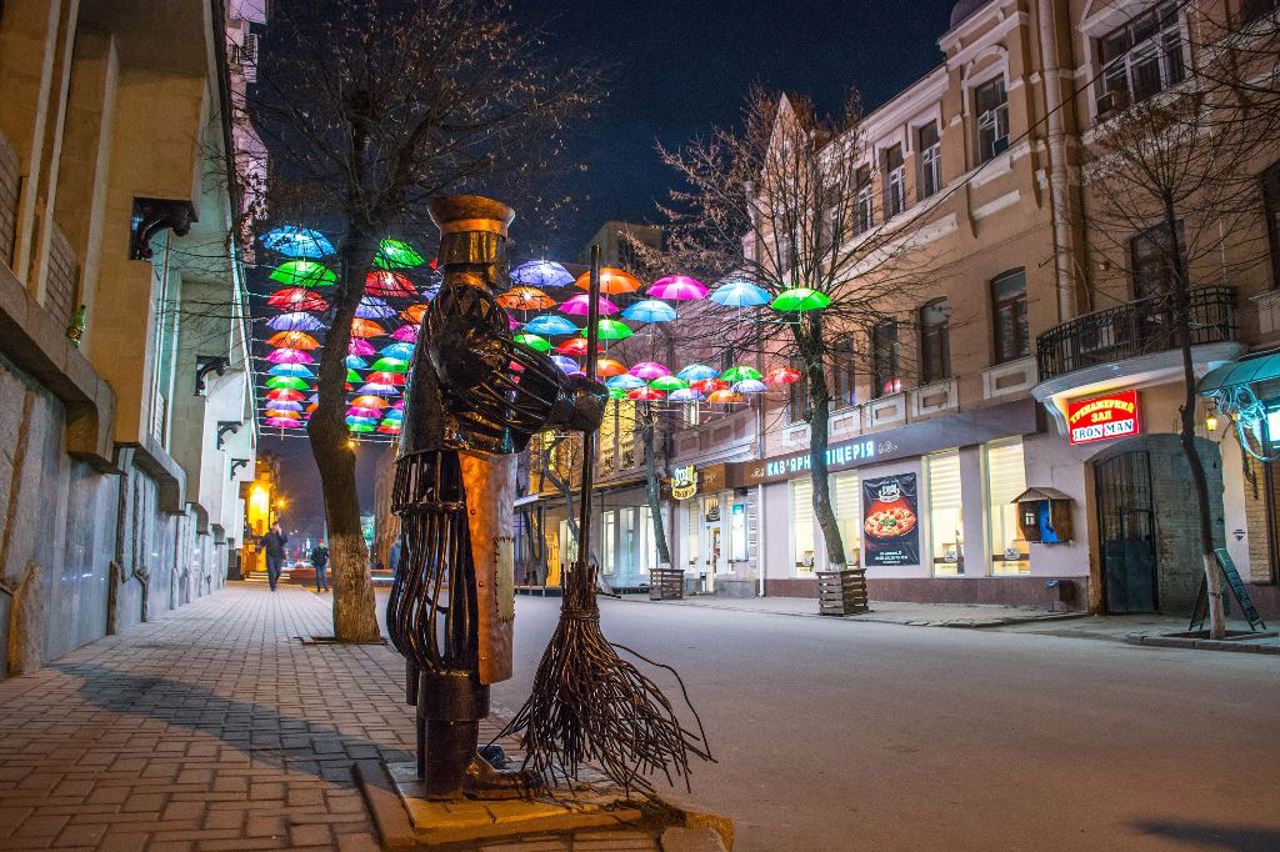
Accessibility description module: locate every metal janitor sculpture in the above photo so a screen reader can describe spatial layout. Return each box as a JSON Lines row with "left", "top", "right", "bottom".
{"left": 388, "top": 195, "right": 605, "bottom": 798}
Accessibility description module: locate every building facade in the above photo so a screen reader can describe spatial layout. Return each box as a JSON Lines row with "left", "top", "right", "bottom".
{"left": 0, "top": 0, "right": 261, "bottom": 678}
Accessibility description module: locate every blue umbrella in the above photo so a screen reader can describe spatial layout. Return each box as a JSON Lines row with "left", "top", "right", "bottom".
{"left": 677, "top": 363, "right": 719, "bottom": 382}
{"left": 268, "top": 363, "right": 314, "bottom": 379}
{"left": 356, "top": 296, "right": 395, "bottom": 319}
{"left": 261, "top": 226, "right": 335, "bottom": 258}
{"left": 345, "top": 355, "right": 369, "bottom": 370}
{"left": 622, "top": 299, "right": 677, "bottom": 323}
{"left": 551, "top": 355, "right": 579, "bottom": 374}
{"left": 733, "top": 379, "right": 767, "bottom": 394}
{"left": 380, "top": 342, "right": 415, "bottom": 360}
{"left": 668, "top": 388, "right": 705, "bottom": 403}
{"left": 524, "top": 314, "right": 579, "bottom": 336}
{"left": 710, "top": 278, "right": 770, "bottom": 307}
{"left": 511, "top": 260, "right": 575, "bottom": 289}
{"left": 605, "top": 374, "right": 646, "bottom": 390}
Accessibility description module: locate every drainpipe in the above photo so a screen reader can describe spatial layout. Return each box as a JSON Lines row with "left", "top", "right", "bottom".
{"left": 757, "top": 482, "right": 766, "bottom": 597}
{"left": 1037, "top": 0, "right": 1083, "bottom": 322}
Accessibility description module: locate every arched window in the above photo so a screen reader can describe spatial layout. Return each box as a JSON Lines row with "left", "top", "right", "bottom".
{"left": 919, "top": 299, "right": 951, "bottom": 384}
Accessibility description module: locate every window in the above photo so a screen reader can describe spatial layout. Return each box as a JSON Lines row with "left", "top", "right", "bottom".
{"left": 1096, "top": 2, "right": 1185, "bottom": 118}
{"left": 788, "top": 361, "right": 810, "bottom": 422}
{"left": 974, "top": 78, "right": 1009, "bottom": 164}
{"left": 831, "top": 339, "right": 857, "bottom": 409}
{"left": 918, "top": 122, "right": 942, "bottom": 200}
{"left": 618, "top": 508, "right": 636, "bottom": 581}
{"left": 682, "top": 401, "right": 701, "bottom": 428}
{"left": 991, "top": 269, "right": 1029, "bottom": 363}
{"left": 602, "top": 512, "right": 617, "bottom": 576}
{"left": 882, "top": 144, "right": 906, "bottom": 219}
{"left": 871, "top": 320, "right": 901, "bottom": 398}
{"left": 638, "top": 506, "right": 657, "bottom": 574}
{"left": 1265, "top": 162, "right": 1280, "bottom": 289}
{"left": 926, "top": 451, "right": 964, "bottom": 575}
{"left": 854, "top": 165, "right": 875, "bottom": 234}
{"left": 919, "top": 299, "right": 951, "bottom": 384}
{"left": 1130, "top": 221, "right": 1186, "bottom": 301}
{"left": 791, "top": 478, "right": 815, "bottom": 573}
{"left": 833, "top": 471, "right": 862, "bottom": 567}
{"left": 986, "top": 439, "right": 1028, "bottom": 575}
{"left": 685, "top": 503, "right": 700, "bottom": 571}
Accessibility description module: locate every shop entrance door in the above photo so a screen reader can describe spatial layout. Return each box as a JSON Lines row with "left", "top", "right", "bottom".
{"left": 1095, "top": 450, "right": 1158, "bottom": 613}
{"left": 701, "top": 495, "right": 721, "bottom": 593}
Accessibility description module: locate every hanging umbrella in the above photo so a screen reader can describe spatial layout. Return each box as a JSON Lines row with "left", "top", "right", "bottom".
{"left": 550, "top": 355, "right": 579, "bottom": 374}
{"left": 366, "top": 270, "right": 417, "bottom": 298}
{"left": 351, "top": 394, "right": 389, "bottom": 410}
{"left": 668, "top": 388, "right": 705, "bottom": 403}
{"left": 261, "top": 226, "right": 335, "bottom": 258}
{"left": 596, "top": 318, "right": 633, "bottom": 341}
{"left": 710, "top": 278, "right": 770, "bottom": 307}
{"left": 511, "top": 259, "right": 575, "bottom": 289}
{"left": 345, "top": 355, "right": 370, "bottom": 370}
{"left": 391, "top": 324, "right": 420, "bottom": 343}
{"left": 358, "top": 382, "right": 398, "bottom": 396}
{"left": 721, "top": 365, "right": 762, "bottom": 383}
{"left": 691, "top": 378, "right": 729, "bottom": 394}
{"left": 733, "top": 379, "right": 767, "bottom": 394}
{"left": 513, "top": 332, "right": 551, "bottom": 352}
{"left": 266, "top": 348, "right": 313, "bottom": 365}
{"left": 374, "top": 238, "right": 425, "bottom": 269}
{"left": 595, "top": 358, "right": 628, "bottom": 378}
{"left": 629, "top": 361, "right": 670, "bottom": 380}
{"left": 707, "top": 389, "right": 744, "bottom": 404}
{"left": 355, "top": 296, "right": 395, "bottom": 319}
{"left": 574, "top": 267, "right": 642, "bottom": 294}
{"left": 383, "top": 409, "right": 404, "bottom": 421}
{"left": 497, "top": 286, "right": 556, "bottom": 311}
{"left": 268, "top": 363, "right": 314, "bottom": 378}
{"left": 676, "top": 363, "right": 719, "bottom": 382}
{"left": 367, "top": 371, "right": 406, "bottom": 386}
{"left": 264, "top": 408, "right": 302, "bottom": 419}
{"left": 264, "top": 400, "right": 304, "bottom": 412}
{"left": 267, "top": 287, "right": 328, "bottom": 312}
{"left": 605, "top": 374, "right": 646, "bottom": 390}
{"left": 607, "top": 387, "right": 629, "bottom": 400}
{"left": 401, "top": 303, "right": 428, "bottom": 324}
{"left": 266, "top": 375, "right": 310, "bottom": 391}
{"left": 345, "top": 368, "right": 363, "bottom": 383}
{"left": 347, "top": 406, "right": 383, "bottom": 420}
{"left": 555, "top": 337, "right": 602, "bottom": 357}
{"left": 380, "top": 342, "right": 415, "bottom": 359}
{"left": 266, "top": 388, "right": 305, "bottom": 402}
{"left": 267, "top": 331, "right": 319, "bottom": 350}
{"left": 771, "top": 287, "right": 831, "bottom": 312}
{"left": 269, "top": 259, "right": 336, "bottom": 288}
{"left": 350, "top": 318, "right": 385, "bottom": 338}
{"left": 378, "top": 421, "right": 403, "bottom": 434}
{"left": 349, "top": 339, "right": 377, "bottom": 357}
{"left": 622, "top": 299, "right": 677, "bottom": 323}
{"left": 265, "top": 417, "right": 304, "bottom": 429}
{"left": 370, "top": 357, "right": 408, "bottom": 373}
{"left": 647, "top": 274, "right": 707, "bottom": 301}
{"left": 650, "top": 375, "right": 689, "bottom": 391}
{"left": 267, "top": 311, "right": 324, "bottom": 332}
{"left": 766, "top": 365, "right": 802, "bottom": 386}
{"left": 628, "top": 387, "right": 665, "bottom": 401}
{"left": 559, "top": 293, "right": 619, "bottom": 317}
{"left": 524, "top": 314, "right": 579, "bottom": 336}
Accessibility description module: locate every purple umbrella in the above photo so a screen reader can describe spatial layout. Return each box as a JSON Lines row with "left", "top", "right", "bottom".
{"left": 559, "top": 293, "right": 619, "bottom": 317}
{"left": 647, "top": 274, "right": 707, "bottom": 301}
{"left": 356, "top": 295, "right": 395, "bottom": 319}
{"left": 267, "top": 311, "right": 325, "bottom": 332}
{"left": 551, "top": 355, "right": 579, "bottom": 373}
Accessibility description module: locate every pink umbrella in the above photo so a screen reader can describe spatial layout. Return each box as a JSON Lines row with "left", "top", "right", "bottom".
{"left": 349, "top": 339, "right": 376, "bottom": 357}
{"left": 558, "top": 293, "right": 619, "bottom": 317}
{"left": 391, "top": 324, "right": 421, "bottom": 343}
{"left": 647, "top": 274, "right": 707, "bottom": 301}
{"left": 266, "top": 348, "right": 314, "bottom": 365}
{"left": 629, "top": 361, "right": 671, "bottom": 380}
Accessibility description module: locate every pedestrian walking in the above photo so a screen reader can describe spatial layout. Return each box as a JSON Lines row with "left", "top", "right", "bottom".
{"left": 262, "top": 523, "right": 287, "bottom": 591}
{"left": 311, "top": 541, "right": 330, "bottom": 592}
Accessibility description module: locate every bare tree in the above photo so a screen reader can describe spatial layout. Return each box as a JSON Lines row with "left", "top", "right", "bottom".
{"left": 240, "top": 0, "right": 596, "bottom": 640}
{"left": 1083, "top": 6, "right": 1280, "bottom": 637}
{"left": 641, "top": 87, "right": 936, "bottom": 578}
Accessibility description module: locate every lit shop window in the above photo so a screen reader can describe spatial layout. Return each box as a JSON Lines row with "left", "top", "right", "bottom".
{"left": 926, "top": 451, "right": 964, "bottom": 575}
{"left": 833, "top": 471, "right": 862, "bottom": 568}
{"left": 685, "top": 502, "right": 700, "bottom": 571}
{"left": 602, "top": 511, "right": 616, "bottom": 576}
{"left": 986, "top": 439, "right": 1029, "bottom": 575}
{"left": 792, "top": 478, "right": 816, "bottom": 574}
{"left": 729, "top": 503, "right": 749, "bottom": 563}
{"left": 639, "top": 506, "right": 657, "bottom": 574}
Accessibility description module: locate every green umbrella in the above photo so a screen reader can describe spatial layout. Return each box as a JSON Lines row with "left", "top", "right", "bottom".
{"left": 268, "top": 259, "right": 336, "bottom": 288}
{"left": 607, "top": 386, "right": 629, "bottom": 400}
{"left": 374, "top": 238, "right": 426, "bottom": 269}
{"left": 649, "top": 375, "right": 689, "bottom": 391}
{"left": 347, "top": 422, "right": 376, "bottom": 433}
{"left": 370, "top": 357, "right": 408, "bottom": 373}
{"left": 514, "top": 332, "right": 551, "bottom": 352}
{"left": 345, "top": 368, "right": 363, "bottom": 383}
{"left": 266, "top": 375, "right": 310, "bottom": 390}
{"left": 596, "top": 318, "right": 633, "bottom": 341}
{"left": 771, "top": 287, "right": 831, "bottom": 312}
{"left": 721, "top": 365, "right": 763, "bottom": 383}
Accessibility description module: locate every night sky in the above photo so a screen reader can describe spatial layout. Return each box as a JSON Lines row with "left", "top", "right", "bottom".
{"left": 264, "top": 0, "right": 958, "bottom": 539}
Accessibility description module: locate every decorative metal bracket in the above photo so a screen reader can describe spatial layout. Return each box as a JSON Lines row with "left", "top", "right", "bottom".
{"left": 195, "top": 355, "right": 230, "bottom": 396}
{"left": 216, "top": 420, "right": 242, "bottom": 450}
{"left": 130, "top": 197, "right": 197, "bottom": 260}
{"left": 230, "top": 458, "right": 250, "bottom": 480}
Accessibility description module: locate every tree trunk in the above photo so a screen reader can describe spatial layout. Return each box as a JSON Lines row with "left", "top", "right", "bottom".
{"left": 795, "top": 319, "right": 846, "bottom": 571}
{"left": 1166, "top": 203, "right": 1226, "bottom": 639}
{"left": 641, "top": 403, "right": 672, "bottom": 568}
{"left": 307, "top": 235, "right": 380, "bottom": 643}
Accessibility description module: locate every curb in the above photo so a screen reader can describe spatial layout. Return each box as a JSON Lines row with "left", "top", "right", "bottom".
{"left": 1124, "top": 632, "right": 1280, "bottom": 655}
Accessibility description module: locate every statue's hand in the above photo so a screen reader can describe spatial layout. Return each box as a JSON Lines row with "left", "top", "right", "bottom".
{"left": 547, "top": 374, "right": 607, "bottom": 434}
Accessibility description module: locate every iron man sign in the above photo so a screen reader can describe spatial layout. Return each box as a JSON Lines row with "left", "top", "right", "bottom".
{"left": 1067, "top": 390, "right": 1141, "bottom": 445}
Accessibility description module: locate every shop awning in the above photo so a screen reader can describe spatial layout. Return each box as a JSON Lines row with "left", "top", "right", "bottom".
{"left": 1199, "top": 351, "right": 1280, "bottom": 395}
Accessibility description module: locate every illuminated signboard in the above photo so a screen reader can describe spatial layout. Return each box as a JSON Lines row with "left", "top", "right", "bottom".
{"left": 763, "top": 438, "right": 876, "bottom": 480}
{"left": 1067, "top": 390, "right": 1140, "bottom": 445}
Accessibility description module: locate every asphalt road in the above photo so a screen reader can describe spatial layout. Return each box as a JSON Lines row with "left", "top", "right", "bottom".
{"left": 490, "top": 597, "right": 1280, "bottom": 852}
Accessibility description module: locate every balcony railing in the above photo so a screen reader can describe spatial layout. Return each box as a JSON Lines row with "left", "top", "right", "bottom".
{"left": 1036, "top": 286, "right": 1236, "bottom": 381}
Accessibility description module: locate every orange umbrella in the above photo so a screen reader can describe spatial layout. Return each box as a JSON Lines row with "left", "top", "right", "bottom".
{"left": 350, "top": 318, "right": 385, "bottom": 338}
{"left": 707, "top": 389, "right": 744, "bottom": 404}
{"left": 267, "top": 331, "right": 320, "bottom": 350}
{"left": 264, "top": 409, "right": 301, "bottom": 420}
{"left": 366, "top": 270, "right": 417, "bottom": 298}
{"left": 574, "top": 267, "right": 642, "bottom": 295}
{"left": 351, "top": 394, "right": 389, "bottom": 409}
{"left": 401, "top": 303, "right": 428, "bottom": 324}
{"left": 497, "top": 286, "right": 556, "bottom": 310}
{"left": 595, "top": 358, "right": 628, "bottom": 378}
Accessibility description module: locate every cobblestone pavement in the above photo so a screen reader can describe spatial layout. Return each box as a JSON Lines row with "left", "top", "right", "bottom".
{"left": 0, "top": 583, "right": 407, "bottom": 851}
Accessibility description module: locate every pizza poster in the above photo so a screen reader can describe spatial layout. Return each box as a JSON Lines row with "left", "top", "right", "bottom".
{"left": 862, "top": 473, "right": 920, "bottom": 567}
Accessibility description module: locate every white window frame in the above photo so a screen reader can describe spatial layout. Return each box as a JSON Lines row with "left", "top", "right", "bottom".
{"left": 973, "top": 77, "right": 1009, "bottom": 165}
{"left": 1093, "top": 2, "right": 1187, "bottom": 120}
{"left": 882, "top": 143, "right": 907, "bottom": 220}
{"left": 917, "top": 122, "right": 943, "bottom": 200}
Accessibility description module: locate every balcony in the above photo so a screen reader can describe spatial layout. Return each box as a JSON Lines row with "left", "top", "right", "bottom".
{"left": 1036, "top": 286, "right": 1236, "bottom": 381}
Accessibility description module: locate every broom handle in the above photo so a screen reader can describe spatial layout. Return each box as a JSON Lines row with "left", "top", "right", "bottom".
{"left": 575, "top": 245, "right": 602, "bottom": 580}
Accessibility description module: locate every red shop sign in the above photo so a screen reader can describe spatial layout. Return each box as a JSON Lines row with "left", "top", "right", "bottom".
{"left": 1067, "top": 390, "right": 1140, "bottom": 445}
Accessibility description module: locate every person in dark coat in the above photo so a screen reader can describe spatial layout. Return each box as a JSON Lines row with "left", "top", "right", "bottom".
{"left": 310, "top": 541, "right": 330, "bottom": 593}
{"left": 262, "top": 523, "right": 287, "bottom": 591}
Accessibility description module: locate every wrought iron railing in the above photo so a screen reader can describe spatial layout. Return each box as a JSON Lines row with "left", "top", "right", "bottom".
{"left": 1036, "top": 286, "right": 1236, "bottom": 381}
